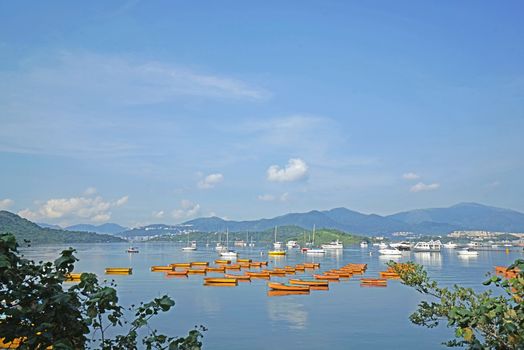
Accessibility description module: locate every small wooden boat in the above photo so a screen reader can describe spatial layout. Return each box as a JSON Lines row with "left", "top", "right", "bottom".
{"left": 267, "top": 270, "right": 286, "bottom": 277}
{"left": 65, "top": 273, "right": 83, "bottom": 281}
{"left": 224, "top": 273, "right": 251, "bottom": 281}
{"left": 105, "top": 267, "right": 132, "bottom": 274}
{"left": 360, "top": 283, "right": 387, "bottom": 288}
{"left": 289, "top": 279, "right": 329, "bottom": 286}
{"left": 204, "top": 277, "right": 238, "bottom": 284}
{"left": 166, "top": 270, "right": 188, "bottom": 276}
{"left": 245, "top": 271, "right": 270, "bottom": 279}
{"left": 326, "top": 270, "right": 352, "bottom": 278}
{"left": 268, "top": 282, "right": 310, "bottom": 291}
{"left": 190, "top": 262, "right": 209, "bottom": 267}
{"left": 360, "top": 278, "right": 387, "bottom": 285}
{"left": 225, "top": 264, "right": 242, "bottom": 270}
{"left": 313, "top": 274, "right": 339, "bottom": 281}
{"left": 259, "top": 261, "right": 268, "bottom": 266}
{"left": 249, "top": 262, "right": 262, "bottom": 268}
{"left": 215, "top": 259, "right": 231, "bottom": 264}
{"left": 379, "top": 271, "right": 400, "bottom": 279}
{"left": 187, "top": 269, "right": 207, "bottom": 274}
{"left": 204, "top": 282, "right": 237, "bottom": 287}
{"left": 294, "top": 264, "right": 305, "bottom": 271}
{"left": 237, "top": 258, "right": 252, "bottom": 263}
{"left": 151, "top": 266, "right": 174, "bottom": 272}
{"left": 170, "top": 263, "right": 191, "bottom": 268}
{"left": 206, "top": 267, "right": 226, "bottom": 272}
{"left": 310, "top": 285, "right": 329, "bottom": 291}
{"left": 267, "top": 290, "right": 310, "bottom": 297}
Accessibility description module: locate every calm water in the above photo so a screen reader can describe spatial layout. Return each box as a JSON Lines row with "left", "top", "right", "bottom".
{"left": 21, "top": 243, "right": 523, "bottom": 349}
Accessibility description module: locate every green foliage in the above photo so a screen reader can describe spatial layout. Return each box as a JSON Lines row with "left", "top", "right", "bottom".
{"left": 0, "top": 211, "right": 126, "bottom": 244}
{"left": 0, "top": 233, "right": 204, "bottom": 349}
{"left": 389, "top": 260, "right": 524, "bottom": 349}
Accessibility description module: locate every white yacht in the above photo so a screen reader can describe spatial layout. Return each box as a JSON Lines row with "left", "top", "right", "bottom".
{"left": 378, "top": 242, "right": 388, "bottom": 249}
{"left": 443, "top": 242, "right": 457, "bottom": 249}
{"left": 389, "top": 241, "right": 411, "bottom": 251}
{"left": 413, "top": 240, "right": 442, "bottom": 252}
{"left": 379, "top": 247, "right": 402, "bottom": 256}
{"left": 286, "top": 240, "right": 300, "bottom": 249}
{"left": 321, "top": 239, "right": 343, "bottom": 249}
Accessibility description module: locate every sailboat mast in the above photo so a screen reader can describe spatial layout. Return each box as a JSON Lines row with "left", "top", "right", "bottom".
{"left": 313, "top": 224, "right": 316, "bottom": 245}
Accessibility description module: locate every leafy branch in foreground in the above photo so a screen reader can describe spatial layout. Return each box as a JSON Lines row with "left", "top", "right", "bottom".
{"left": 389, "top": 260, "right": 524, "bottom": 349}
{"left": 0, "top": 233, "right": 205, "bottom": 349}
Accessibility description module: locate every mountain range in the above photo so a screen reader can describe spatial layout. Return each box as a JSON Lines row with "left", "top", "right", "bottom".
{"left": 0, "top": 211, "right": 126, "bottom": 244}
{"left": 179, "top": 202, "right": 524, "bottom": 235}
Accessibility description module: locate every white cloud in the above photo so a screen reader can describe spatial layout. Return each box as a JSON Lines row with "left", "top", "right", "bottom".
{"left": 267, "top": 158, "right": 308, "bottom": 182}
{"left": 402, "top": 172, "right": 420, "bottom": 180}
{"left": 198, "top": 173, "right": 224, "bottom": 189}
{"left": 17, "top": 192, "right": 129, "bottom": 223}
{"left": 115, "top": 195, "right": 129, "bottom": 206}
{"left": 84, "top": 187, "right": 97, "bottom": 196}
{"left": 410, "top": 182, "right": 440, "bottom": 193}
{"left": 257, "top": 194, "right": 275, "bottom": 201}
{"left": 257, "top": 192, "right": 289, "bottom": 202}
{"left": 0, "top": 198, "right": 14, "bottom": 210}
{"left": 153, "top": 210, "right": 165, "bottom": 219}
{"left": 172, "top": 200, "right": 201, "bottom": 220}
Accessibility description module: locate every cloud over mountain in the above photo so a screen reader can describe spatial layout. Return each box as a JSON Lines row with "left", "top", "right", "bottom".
{"left": 267, "top": 158, "right": 308, "bottom": 182}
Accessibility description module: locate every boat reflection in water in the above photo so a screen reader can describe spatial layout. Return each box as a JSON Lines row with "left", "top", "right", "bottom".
{"left": 267, "top": 290, "right": 310, "bottom": 297}
{"left": 413, "top": 252, "right": 442, "bottom": 266}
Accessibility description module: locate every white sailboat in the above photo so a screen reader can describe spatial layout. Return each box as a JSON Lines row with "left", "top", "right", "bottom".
{"left": 269, "top": 226, "right": 286, "bottom": 256}
{"left": 306, "top": 225, "right": 325, "bottom": 254}
{"left": 182, "top": 233, "right": 197, "bottom": 251}
{"left": 219, "top": 229, "right": 238, "bottom": 258}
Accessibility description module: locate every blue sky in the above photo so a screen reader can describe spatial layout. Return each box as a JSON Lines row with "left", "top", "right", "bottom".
{"left": 1, "top": 1, "right": 523, "bottom": 227}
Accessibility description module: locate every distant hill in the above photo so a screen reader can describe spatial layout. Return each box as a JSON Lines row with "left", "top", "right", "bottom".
{"left": 37, "top": 222, "right": 62, "bottom": 230}
{"left": 387, "top": 202, "right": 524, "bottom": 233}
{"left": 65, "top": 223, "right": 128, "bottom": 235}
{"left": 119, "top": 224, "right": 195, "bottom": 238}
{"left": 182, "top": 203, "right": 524, "bottom": 235}
{"left": 0, "top": 211, "right": 126, "bottom": 244}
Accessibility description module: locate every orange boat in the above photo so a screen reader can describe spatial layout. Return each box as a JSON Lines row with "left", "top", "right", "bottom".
{"left": 310, "top": 285, "right": 329, "bottom": 291}
{"left": 294, "top": 265, "right": 305, "bottom": 271}
{"left": 204, "top": 277, "right": 238, "bottom": 284}
{"left": 360, "top": 278, "right": 387, "bottom": 285}
{"left": 151, "top": 266, "right": 173, "bottom": 272}
{"left": 187, "top": 269, "right": 207, "bottom": 274}
{"left": 249, "top": 262, "right": 262, "bottom": 268}
{"left": 379, "top": 271, "right": 400, "bottom": 279}
{"left": 206, "top": 267, "right": 226, "bottom": 272}
{"left": 224, "top": 273, "right": 251, "bottom": 281}
{"left": 166, "top": 270, "right": 188, "bottom": 276}
{"left": 267, "top": 290, "right": 309, "bottom": 297}
{"left": 245, "top": 271, "right": 270, "bottom": 279}
{"left": 237, "top": 258, "right": 252, "bottom": 263}
{"left": 225, "top": 264, "right": 242, "bottom": 270}
{"left": 268, "top": 282, "right": 310, "bottom": 292}
{"left": 268, "top": 270, "right": 286, "bottom": 277}
{"left": 326, "top": 271, "right": 352, "bottom": 278}
{"left": 170, "top": 263, "right": 191, "bottom": 268}
{"left": 190, "top": 262, "right": 209, "bottom": 267}
{"left": 360, "top": 283, "right": 387, "bottom": 288}
{"left": 314, "top": 274, "right": 339, "bottom": 281}
{"left": 215, "top": 259, "right": 231, "bottom": 264}
{"left": 289, "top": 279, "right": 329, "bottom": 286}
{"left": 204, "top": 282, "right": 237, "bottom": 287}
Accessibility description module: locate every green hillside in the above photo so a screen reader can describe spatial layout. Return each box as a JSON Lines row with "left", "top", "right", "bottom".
{"left": 148, "top": 225, "right": 366, "bottom": 246}
{"left": 0, "top": 211, "right": 126, "bottom": 244}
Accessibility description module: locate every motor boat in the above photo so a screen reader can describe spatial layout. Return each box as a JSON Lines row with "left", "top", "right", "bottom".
{"left": 457, "top": 249, "right": 479, "bottom": 256}
{"left": 286, "top": 240, "right": 300, "bottom": 249}
{"left": 389, "top": 241, "right": 411, "bottom": 251}
{"left": 443, "top": 242, "right": 457, "bottom": 249}
{"left": 378, "top": 248, "right": 402, "bottom": 256}
{"left": 360, "top": 241, "right": 368, "bottom": 248}
{"left": 321, "top": 240, "right": 343, "bottom": 249}
{"left": 306, "top": 248, "right": 325, "bottom": 254}
{"left": 127, "top": 247, "right": 139, "bottom": 253}
{"left": 219, "top": 250, "right": 238, "bottom": 258}
{"left": 378, "top": 242, "right": 388, "bottom": 249}
{"left": 413, "top": 240, "right": 442, "bottom": 252}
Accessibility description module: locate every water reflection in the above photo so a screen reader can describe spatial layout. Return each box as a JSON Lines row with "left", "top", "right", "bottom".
{"left": 412, "top": 252, "right": 442, "bottom": 266}
{"left": 267, "top": 298, "right": 308, "bottom": 329}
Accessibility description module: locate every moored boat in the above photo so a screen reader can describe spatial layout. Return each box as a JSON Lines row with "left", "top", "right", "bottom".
{"left": 413, "top": 240, "right": 442, "bottom": 252}
{"left": 457, "top": 249, "right": 479, "bottom": 256}
{"left": 289, "top": 279, "right": 329, "bottom": 286}
{"left": 268, "top": 282, "right": 310, "bottom": 292}
{"left": 378, "top": 248, "right": 402, "bottom": 255}
{"left": 127, "top": 247, "right": 139, "bottom": 253}
{"left": 321, "top": 239, "right": 344, "bottom": 250}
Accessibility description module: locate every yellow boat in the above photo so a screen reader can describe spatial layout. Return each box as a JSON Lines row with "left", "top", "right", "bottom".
{"left": 204, "top": 282, "right": 237, "bottom": 287}
{"left": 187, "top": 269, "right": 207, "bottom": 274}
{"left": 224, "top": 273, "right": 251, "bottom": 281}
{"left": 245, "top": 271, "right": 270, "bottom": 279}
{"left": 171, "top": 263, "right": 191, "bottom": 268}
{"left": 314, "top": 274, "right": 339, "bottom": 281}
{"left": 225, "top": 264, "right": 241, "bottom": 270}
{"left": 361, "top": 278, "right": 387, "bottom": 284}
{"left": 267, "top": 270, "right": 286, "bottom": 277}
{"left": 206, "top": 267, "right": 226, "bottom": 272}
{"left": 151, "top": 266, "right": 174, "bottom": 272}
{"left": 204, "top": 277, "right": 238, "bottom": 284}
{"left": 237, "top": 258, "right": 252, "bottom": 263}
{"left": 215, "top": 259, "right": 231, "bottom": 264}
{"left": 166, "top": 270, "right": 188, "bottom": 276}
{"left": 268, "top": 282, "right": 310, "bottom": 292}
{"left": 105, "top": 267, "right": 132, "bottom": 274}
{"left": 65, "top": 273, "right": 82, "bottom": 281}
{"left": 267, "top": 290, "right": 309, "bottom": 297}
{"left": 268, "top": 250, "right": 286, "bottom": 256}
{"left": 288, "top": 279, "right": 329, "bottom": 286}
{"left": 190, "top": 261, "right": 209, "bottom": 267}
